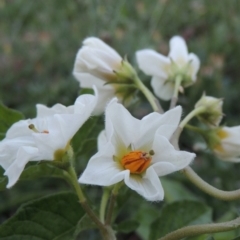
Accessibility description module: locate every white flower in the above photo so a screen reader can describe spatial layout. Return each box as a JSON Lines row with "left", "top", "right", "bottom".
{"left": 73, "top": 37, "right": 122, "bottom": 114}
{"left": 211, "top": 126, "right": 240, "bottom": 162}
{"left": 0, "top": 91, "right": 98, "bottom": 188}
{"left": 79, "top": 99, "right": 195, "bottom": 201}
{"left": 73, "top": 37, "right": 137, "bottom": 115}
{"left": 136, "top": 36, "right": 200, "bottom": 100}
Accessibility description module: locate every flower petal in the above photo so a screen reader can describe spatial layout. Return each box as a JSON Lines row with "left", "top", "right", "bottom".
{"left": 136, "top": 49, "right": 170, "bottom": 78}
{"left": 83, "top": 37, "right": 121, "bottom": 61}
{"left": 4, "top": 146, "right": 39, "bottom": 188}
{"left": 105, "top": 99, "right": 140, "bottom": 148}
{"left": 188, "top": 53, "right": 200, "bottom": 81}
{"left": 136, "top": 106, "right": 182, "bottom": 149}
{"left": 169, "top": 36, "right": 188, "bottom": 63}
{"left": 36, "top": 104, "right": 74, "bottom": 117}
{"left": 151, "top": 76, "right": 174, "bottom": 100}
{"left": 151, "top": 135, "right": 195, "bottom": 174}
{"left": 124, "top": 166, "right": 164, "bottom": 201}
{"left": 79, "top": 142, "right": 126, "bottom": 186}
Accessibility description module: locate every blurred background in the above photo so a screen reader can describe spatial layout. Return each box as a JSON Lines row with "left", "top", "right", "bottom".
{"left": 1, "top": 0, "right": 240, "bottom": 239}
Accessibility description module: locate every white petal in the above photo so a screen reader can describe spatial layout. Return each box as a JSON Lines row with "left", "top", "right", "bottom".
{"left": 169, "top": 36, "right": 188, "bottom": 63}
{"left": 105, "top": 99, "right": 140, "bottom": 148}
{"left": 0, "top": 137, "right": 35, "bottom": 170}
{"left": 6, "top": 120, "right": 32, "bottom": 139}
{"left": 73, "top": 72, "right": 106, "bottom": 89}
{"left": 124, "top": 167, "right": 164, "bottom": 201}
{"left": 188, "top": 53, "right": 200, "bottom": 81}
{"left": 4, "top": 146, "right": 39, "bottom": 188}
{"left": 79, "top": 142, "right": 126, "bottom": 185}
{"left": 83, "top": 37, "right": 121, "bottom": 61}
{"left": 36, "top": 104, "right": 74, "bottom": 117}
{"left": 151, "top": 76, "right": 174, "bottom": 100}
{"left": 97, "top": 131, "right": 107, "bottom": 151}
{"left": 92, "top": 87, "right": 115, "bottom": 115}
{"left": 136, "top": 49, "right": 170, "bottom": 78}
{"left": 136, "top": 106, "right": 182, "bottom": 149}
{"left": 151, "top": 135, "right": 195, "bottom": 174}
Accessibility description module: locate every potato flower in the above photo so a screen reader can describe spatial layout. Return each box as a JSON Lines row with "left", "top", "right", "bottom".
{"left": 136, "top": 36, "right": 200, "bottom": 100}
{"left": 73, "top": 37, "right": 137, "bottom": 114}
{"left": 0, "top": 92, "right": 98, "bottom": 188}
{"left": 79, "top": 99, "right": 195, "bottom": 201}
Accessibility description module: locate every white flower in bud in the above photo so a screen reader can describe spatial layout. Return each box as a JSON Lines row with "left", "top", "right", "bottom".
{"left": 136, "top": 36, "right": 200, "bottom": 100}
{"left": 195, "top": 94, "right": 223, "bottom": 127}
{"left": 79, "top": 99, "right": 195, "bottom": 201}
{"left": 73, "top": 37, "right": 137, "bottom": 115}
{"left": 0, "top": 90, "right": 98, "bottom": 188}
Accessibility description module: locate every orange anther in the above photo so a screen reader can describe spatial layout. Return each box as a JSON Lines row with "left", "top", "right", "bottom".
{"left": 121, "top": 150, "right": 151, "bottom": 174}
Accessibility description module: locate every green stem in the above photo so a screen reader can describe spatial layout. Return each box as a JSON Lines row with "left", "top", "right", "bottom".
{"left": 66, "top": 165, "right": 108, "bottom": 234}
{"left": 100, "top": 187, "right": 110, "bottom": 223}
{"left": 105, "top": 183, "right": 122, "bottom": 225}
{"left": 134, "top": 76, "right": 163, "bottom": 113}
{"left": 185, "top": 124, "right": 206, "bottom": 135}
{"left": 179, "top": 106, "right": 206, "bottom": 129}
{"left": 182, "top": 166, "right": 240, "bottom": 201}
{"left": 170, "top": 75, "right": 182, "bottom": 109}
{"left": 159, "top": 216, "right": 240, "bottom": 240}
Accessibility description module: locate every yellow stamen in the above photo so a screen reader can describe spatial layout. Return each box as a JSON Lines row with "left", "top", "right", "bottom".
{"left": 121, "top": 150, "right": 152, "bottom": 174}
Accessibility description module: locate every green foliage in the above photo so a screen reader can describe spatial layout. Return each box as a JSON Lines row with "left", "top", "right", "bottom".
{"left": 161, "top": 177, "right": 198, "bottom": 203}
{"left": 114, "top": 219, "right": 139, "bottom": 234}
{"left": 149, "top": 200, "right": 212, "bottom": 240}
{"left": 0, "top": 192, "right": 85, "bottom": 240}
{"left": 0, "top": 102, "right": 24, "bottom": 140}
{"left": 0, "top": 163, "right": 69, "bottom": 191}
{"left": 72, "top": 116, "right": 104, "bottom": 161}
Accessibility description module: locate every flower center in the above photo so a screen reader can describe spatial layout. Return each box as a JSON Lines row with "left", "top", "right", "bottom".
{"left": 217, "top": 129, "right": 229, "bottom": 139}
{"left": 214, "top": 129, "right": 229, "bottom": 153}
{"left": 121, "top": 150, "right": 152, "bottom": 174}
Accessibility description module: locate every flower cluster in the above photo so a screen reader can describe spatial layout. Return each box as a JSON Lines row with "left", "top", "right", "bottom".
{"left": 1, "top": 34, "right": 240, "bottom": 204}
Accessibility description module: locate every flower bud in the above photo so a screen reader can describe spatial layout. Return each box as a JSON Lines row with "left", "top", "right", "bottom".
{"left": 195, "top": 94, "right": 223, "bottom": 127}
{"left": 203, "top": 126, "right": 240, "bottom": 162}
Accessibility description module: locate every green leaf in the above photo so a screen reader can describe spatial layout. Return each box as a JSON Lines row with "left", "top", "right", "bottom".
{"left": 0, "top": 102, "right": 24, "bottom": 140}
{"left": 149, "top": 200, "right": 212, "bottom": 240}
{"left": 72, "top": 116, "right": 104, "bottom": 159}
{"left": 74, "top": 213, "right": 97, "bottom": 238}
{"left": 161, "top": 177, "right": 198, "bottom": 203}
{"left": 114, "top": 219, "right": 139, "bottom": 233}
{"left": 0, "top": 192, "right": 85, "bottom": 240}
{"left": 0, "top": 163, "right": 69, "bottom": 191}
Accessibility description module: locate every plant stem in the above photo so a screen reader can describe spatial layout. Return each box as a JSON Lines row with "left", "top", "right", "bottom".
{"left": 182, "top": 166, "right": 240, "bottom": 201}
{"left": 170, "top": 75, "right": 182, "bottom": 109}
{"left": 159, "top": 216, "right": 240, "bottom": 240}
{"left": 105, "top": 183, "right": 122, "bottom": 225}
{"left": 179, "top": 106, "right": 206, "bottom": 129}
{"left": 100, "top": 187, "right": 110, "bottom": 223}
{"left": 134, "top": 76, "right": 164, "bottom": 113}
{"left": 66, "top": 165, "right": 109, "bottom": 236}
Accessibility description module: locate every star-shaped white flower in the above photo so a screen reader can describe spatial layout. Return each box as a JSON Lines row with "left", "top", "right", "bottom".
{"left": 136, "top": 36, "right": 200, "bottom": 100}
{"left": 79, "top": 99, "right": 195, "bottom": 201}
{"left": 0, "top": 91, "right": 98, "bottom": 188}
